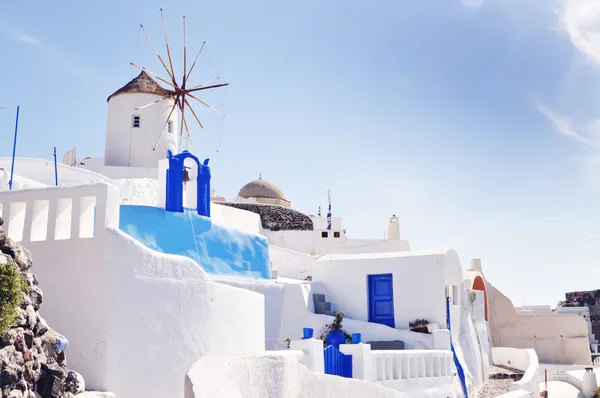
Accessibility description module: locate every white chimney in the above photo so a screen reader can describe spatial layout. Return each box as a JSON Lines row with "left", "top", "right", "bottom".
{"left": 387, "top": 215, "right": 400, "bottom": 240}
{"left": 471, "top": 258, "right": 482, "bottom": 273}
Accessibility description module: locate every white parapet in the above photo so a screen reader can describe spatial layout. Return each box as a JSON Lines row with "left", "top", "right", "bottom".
{"left": 290, "top": 338, "right": 325, "bottom": 374}
{"left": 340, "top": 343, "right": 373, "bottom": 381}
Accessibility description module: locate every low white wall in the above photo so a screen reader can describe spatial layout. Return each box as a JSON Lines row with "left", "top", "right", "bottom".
{"left": 1, "top": 182, "right": 266, "bottom": 398}
{"left": 185, "top": 351, "right": 409, "bottom": 398}
{"left": 269, "top": 245, "right": 316, "bottom": 280}
{"left": 488, "top": 282, "right": 592, "bottom": 365}
{"left": 0, "top": 169, "right": 47, "bottom": 190}
{"left": 0, "top": 157, "right": 113, "bottom": 186}
{"left": 493, "top": 347, "right": 540, "bottom": 397}
{"left": 495, "top": 390, "right": 531, "bottom": 398}
{"left": 211, "top": 203, "right": 262, "bottom": 235}
{"left": 76, "top": 156, "right": 158, "bottom": 179}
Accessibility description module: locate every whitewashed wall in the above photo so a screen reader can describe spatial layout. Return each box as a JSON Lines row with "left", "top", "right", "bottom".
{"left": 487, "top": 282, "right": 592, "bottom": 365}
{"left": 0, "top": 182, "right": 266, "bottom": 398}
{"left": 263, "top": 229, "right": 410, "bottom": 255}
{"left": 211, "top": 203, "right": 263, "bottom": 235}
{"left": 105, "top": 93, "right": 178, "bottom": 168}
{"left": 311, "top": 251, "right": 462, "bottom": 331}
{"left": 0, "top": 157, "right": 112, "bottom": 186}
{"left": 493, "top": 348, "right": 540, "bottom": 397}
{"left": 185, "top": 351, "right": 409, "bottom": 398}
{"left": 269, "top": 245, "right": 316, "bottom": 280}
{"left": 76, "top": 156, "right": 159, "bottom": 180}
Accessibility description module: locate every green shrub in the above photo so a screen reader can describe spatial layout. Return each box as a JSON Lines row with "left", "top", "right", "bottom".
{"left": 0, "top": 260, "right": 28, "bottom": 335}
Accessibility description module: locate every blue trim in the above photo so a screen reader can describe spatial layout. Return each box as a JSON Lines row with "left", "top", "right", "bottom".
{"left": 53, "top": 146, "right": 58, "bottom": 186}
{"left": 447, "top": 297, "right": 468, "bottom": 398}
{"left": 324, "top": 345, "right": 352, "bottom": 378}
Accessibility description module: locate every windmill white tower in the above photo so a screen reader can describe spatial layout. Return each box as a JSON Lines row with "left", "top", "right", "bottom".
{"left": 105, "top": 71, "right": 179, "bottom": 168}
{"left": 105, "top": 9, "right": 228, "bottom": 169}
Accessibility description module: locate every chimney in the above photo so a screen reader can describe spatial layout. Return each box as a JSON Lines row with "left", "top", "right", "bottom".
{"left": 387, "top": 215, "right": 400, "bottom": 240}
{"left": 471, "top": 258, "right": 482, "bottom": 273}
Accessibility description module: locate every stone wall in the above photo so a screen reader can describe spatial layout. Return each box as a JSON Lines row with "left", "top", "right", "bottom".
{"left": 0, "top": 216, "right": 85, "bottom": 398}
{"left": 219, "top": 203, "right": 313, "bottom": 231}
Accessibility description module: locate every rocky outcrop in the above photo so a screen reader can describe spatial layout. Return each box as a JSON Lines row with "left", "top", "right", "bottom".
{"left": 219, "top": 203, "right": 314, "bottom": 231}
{"left": 0, "top": 216, "right": 85, "bottom": 398}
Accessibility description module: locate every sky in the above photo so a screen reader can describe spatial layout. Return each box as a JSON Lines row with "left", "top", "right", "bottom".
{"left": 1, "top": 0, "right": 600, "bottom": 307}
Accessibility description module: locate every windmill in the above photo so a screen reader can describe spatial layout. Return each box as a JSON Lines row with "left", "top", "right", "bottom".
{"left": 131, "top": 9, "right": 228, "bottom": 152}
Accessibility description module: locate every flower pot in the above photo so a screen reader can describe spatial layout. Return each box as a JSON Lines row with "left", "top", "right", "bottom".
{"left": 303, "top": 328, "right": 314, "bottom": 339}
{"left": 326, "top": 330, "right": 346, "bottom": 349}
{"left": 410, "top": 327, "right": 430, "bottom": 334}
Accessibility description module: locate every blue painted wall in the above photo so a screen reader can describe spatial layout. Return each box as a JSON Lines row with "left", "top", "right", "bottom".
{"left": 119, "top": 205, "right": 271, "bottom": 279}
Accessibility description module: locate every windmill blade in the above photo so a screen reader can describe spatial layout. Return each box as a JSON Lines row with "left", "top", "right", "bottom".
{"left": 160, "top": 8, "right": 177, "bottom": 84}
{"left": 188, "top": 77, "right": 220, "bottom": 91}
{"left": 184, "top": 97, "right": 218, "bottom": 151}
{"left": 140, "top": 24, "right": 175, "bottom": 81}
{"left": 188, "top": 83, "right": 230, "bottom": 93}
{"left": 187, "top": 93, "right": 225, "bottom": 117}
{"left": 186, "top": 41, "right": 206, "bottom": 82}
{"left": 135, "top": 96, "right": 170, "bottom": 110}
{"left": 183, "top": 16, "right": 188, "bottom": 88}
{"left": 130, "top": 63, "right": 178, "bottom": 89}
{"left": 153, "top": 95, "right": 180, "bottom": 151}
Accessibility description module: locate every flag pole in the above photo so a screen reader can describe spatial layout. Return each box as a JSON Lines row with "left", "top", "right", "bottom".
{"left": 9, "top": 106, "right": 20, "bottom": 191}
{"left": 53, "top": 146, "right": 58, "bottom": 186}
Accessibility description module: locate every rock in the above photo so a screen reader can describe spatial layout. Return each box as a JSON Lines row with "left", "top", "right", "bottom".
{"left": 0, "top": 244, "right": 16, "bottom": 259}
{"left": 37, "top": 374, "right": 64, "bottom": 398}
{"left": 33, "top": 316, "right": 48, "bottom": 337}
{"left": 8, "top": 389, "right": 24, "bottom": 398}
{"left": 29, "top": 286, "right": 43, "bottom": 311}
{"left": 41, "top": 362, "right": 65, "bottom": 378}
{"left": 12, "top": 245, "right": 32, "bottom": 271}
{"left": 1, "top": 363, "right": 21, "bottom": 386}
{"left": 64, "top": 371, "right": 85, "bottom": 395}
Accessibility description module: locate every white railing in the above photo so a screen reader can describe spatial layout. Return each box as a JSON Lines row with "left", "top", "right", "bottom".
{"left": 0, "top": 183, "right": 119, "bottom": 243}
{"left": 371, "top": 350, "right": 455, "bottom": 382}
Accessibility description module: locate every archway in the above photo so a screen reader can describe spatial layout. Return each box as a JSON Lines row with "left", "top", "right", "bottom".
{"left": 165, "top": 150, "right": 211, "bottom": 216}
{"left": 472, "top": 275, "right": 488, "bottom": 321}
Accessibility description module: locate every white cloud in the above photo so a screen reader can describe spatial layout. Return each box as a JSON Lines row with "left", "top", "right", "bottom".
{"left": 0, "top": 26, "right": 41, "bottom": 46}
{"left": 559, "top": 0, "right": 600, "bottom": 65}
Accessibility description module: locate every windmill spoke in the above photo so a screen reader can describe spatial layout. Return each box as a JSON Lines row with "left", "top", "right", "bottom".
{"left": 188, "top": 83, "right": 230, "bottom": 93}
{"left": 140, "top": 24, "right": 175, "bottom": 80}
{"left": 186, "top": 41, "right": 206, "bottom": 81}
{"left": 153, "top": 95, "right": 179, "bottom": 151}
{"left": 187, "top": 93, "right": 225, "bottom": 116}
{"left": 184, "top": 98, "right": 218, "bottom": 150}
{"left": 179, "top": 98, "right": 186, "bottom": 139}
{"left": 188, "top": 77, "right": 220, "bottom": 91}
{"left": 160, "top": 8, "right": 177, "bottom": 84}
{"left": 183, "top": 16, "right": 188, "bottom": 89}
{"left": 130, "top": 63, "right": 178, "bottom": 89}
{"left": 135, "top": 96, "right": 170, "bottom": 110}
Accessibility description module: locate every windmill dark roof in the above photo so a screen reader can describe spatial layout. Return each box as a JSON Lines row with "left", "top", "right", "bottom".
{"left": 107, "top": 71, "right": 175, "bottom": 102}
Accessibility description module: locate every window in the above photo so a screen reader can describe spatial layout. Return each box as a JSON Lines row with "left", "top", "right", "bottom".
{"left": 132, "top": 115, "right": 141, "bottom": 128}
{"left": 168, "top": 120, "right": 173, "bottom": 133}
{"left": 452, "top": 285, "right": 459, "bottom": 305}
{"left": 334, "top": 231, "right": 340, "bottom": 238}
{"left": 321, "top": 231, "right": 328, "bottom": 238}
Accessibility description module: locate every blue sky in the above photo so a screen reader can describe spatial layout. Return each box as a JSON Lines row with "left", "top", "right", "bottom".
{"left": 1, "top": 0, "right": 600, "bottom": 306}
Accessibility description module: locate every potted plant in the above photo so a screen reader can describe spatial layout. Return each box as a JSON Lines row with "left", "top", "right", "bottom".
{"left": 409, "top": 318, "right": 430, "bottom": 334}
{"left": 592, "top": 387, "right": 600, "bottom": 398}
{"left": 319, "top": 311, "right": 352, "bottom": 349}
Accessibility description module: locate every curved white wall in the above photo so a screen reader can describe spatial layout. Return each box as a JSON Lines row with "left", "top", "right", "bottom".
{"left": 0, "top": 157, "right": 113, "bottom": 186}
{"left": 493, "top": 347, "right": 540, "bottom": 397}
{"left": 105, "top": 93, "right": 178, "bottom": 168}
{"left": 185, "top": 351, "right": 409, "bottom": 398}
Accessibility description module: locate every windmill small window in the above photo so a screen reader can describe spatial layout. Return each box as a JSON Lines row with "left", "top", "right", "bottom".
{"left": 132, "top": 115, "right": 141, "bottom": 128}
{"left": 168, "top": 120, "right": 173, "bottom": 134}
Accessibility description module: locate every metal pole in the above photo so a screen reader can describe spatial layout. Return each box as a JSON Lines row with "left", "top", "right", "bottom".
{"left": 9, "top": 106, "right": 20, "bottom": 191}
{"left": 53, "top": 146, "right": 58, "bottom": 186}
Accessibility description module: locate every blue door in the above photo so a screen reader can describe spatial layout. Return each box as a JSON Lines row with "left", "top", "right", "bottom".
{"left": 368, "top": 274, "right": 395, "bottom": 328}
